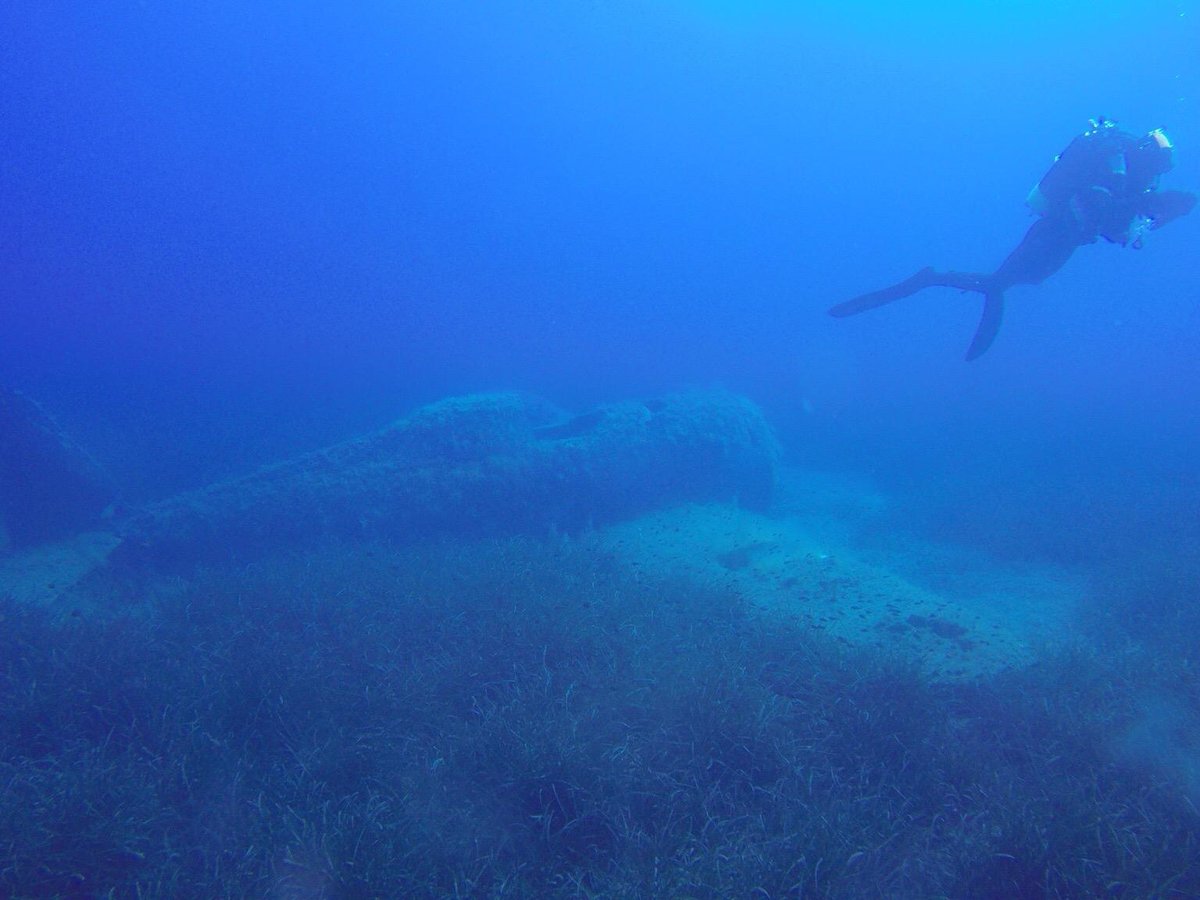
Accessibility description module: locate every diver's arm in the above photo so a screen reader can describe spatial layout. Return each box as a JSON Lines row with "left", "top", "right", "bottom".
{"left": 1143, "top": 189, "right": 1197, "bottom": 231}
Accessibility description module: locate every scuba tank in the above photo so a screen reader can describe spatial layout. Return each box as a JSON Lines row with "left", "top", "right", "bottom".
{"left": 1026, "top": 118, "right": 1130, "bottom": 217}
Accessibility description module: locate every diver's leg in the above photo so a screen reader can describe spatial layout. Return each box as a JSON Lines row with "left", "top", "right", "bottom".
{"left": 991, "top": 216, "right": 1085, "bottom": 289}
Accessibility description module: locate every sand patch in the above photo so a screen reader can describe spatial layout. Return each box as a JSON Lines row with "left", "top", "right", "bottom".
{"left": 0, "top": 531, "right": 121, "bottom": 608}
{"left": 600, "top": 496, "right": 1081, "bottom": 680}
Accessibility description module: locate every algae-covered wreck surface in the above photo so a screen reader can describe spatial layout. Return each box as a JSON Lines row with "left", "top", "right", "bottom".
{"left": 109, "top": 389, "right": 781, "bottom": 571}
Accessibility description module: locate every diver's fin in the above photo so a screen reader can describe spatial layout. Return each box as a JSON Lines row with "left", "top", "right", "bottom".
{"left": 828, "top": 267, "right": 937, "bottom": 317}
{"left": 831, "top": 267, "right": 1003, "bottom": 360}
{"left": 964, "top": 291, "right": 1004, "bottom": 361}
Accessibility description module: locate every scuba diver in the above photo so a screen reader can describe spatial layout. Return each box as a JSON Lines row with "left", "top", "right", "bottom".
{"left": 828, "top": 118, "right": 1197, "bottom": 360}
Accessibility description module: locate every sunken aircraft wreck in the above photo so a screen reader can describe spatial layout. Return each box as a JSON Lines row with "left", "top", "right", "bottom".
{"left": 105, "top": 390, "right": 781, "bottom": 573}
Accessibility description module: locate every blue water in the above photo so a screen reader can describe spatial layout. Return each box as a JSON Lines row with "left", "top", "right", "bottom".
{"left": 4, "top": 2, "right": 1196, "bottom": 502}
{"left": 2, "top": 2, "right": 1198, "bottom": 894}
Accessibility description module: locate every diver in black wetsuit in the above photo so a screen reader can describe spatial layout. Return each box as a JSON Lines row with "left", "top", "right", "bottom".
{"left": 829, "top": 119, "right": 1197, "bottom": 360}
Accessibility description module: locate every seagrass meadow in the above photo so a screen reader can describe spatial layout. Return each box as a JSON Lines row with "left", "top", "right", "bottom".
{"left": 3, "top": 531, "right": 1200, "bottom": 897}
